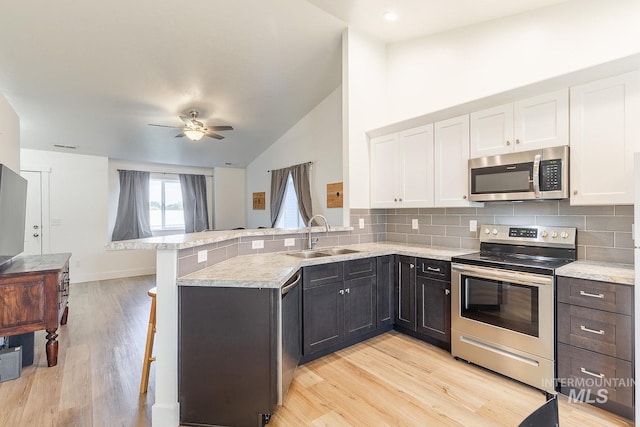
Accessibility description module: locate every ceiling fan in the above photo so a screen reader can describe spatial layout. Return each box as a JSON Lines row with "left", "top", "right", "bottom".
{"left": 148, "top": 110, "right": 233, "bottom": 141}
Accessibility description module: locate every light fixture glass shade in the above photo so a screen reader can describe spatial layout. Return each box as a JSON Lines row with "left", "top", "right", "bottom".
{"left": 184, "top": 128, "right": 205, "bottom": 141}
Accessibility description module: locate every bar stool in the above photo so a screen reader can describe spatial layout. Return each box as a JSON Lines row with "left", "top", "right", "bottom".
{"left": 140, "top": 287, "right": 157, "bottom": 394}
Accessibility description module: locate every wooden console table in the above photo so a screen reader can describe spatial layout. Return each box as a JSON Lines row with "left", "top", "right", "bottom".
{"left": 0, "top": 253, "right": 71, "bottom": 367}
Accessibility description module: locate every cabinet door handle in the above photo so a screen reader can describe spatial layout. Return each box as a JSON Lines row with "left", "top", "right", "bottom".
{"left": 573, "top": 190, "right": 578, "bottom": 195}
{"left": 445, "top": 289, "right": 450, "bottom": 295}
{"left": 579, "top": 290, "right": 604, "bottom": 299}
{"left": 410, "top": 264, "right": 415, "bottom": 269}
{"left": 426, "top": 266, "right": 441, "bottom": 272}
{"left": 515, "top": 139, "right": 521, "bottom": 144}
{"left": 506, "top": 140, "right": 511, "bottom": 145}
{"left": 394, "top": 198, "right": 398, "bottom": 202}
{"left": 339, "top": 289, "right": 344, "bottom": 295}
{"left": 345, "top": 288, "right": 350, "bottom": 294}
{"left": 398, "top": 198, "right": 402, "bottom": 202}
{"left": 580, "top": 325, "right": 605, "bottom": 335}
{"left": 580, "top": 367, "right": 605, "bottom": 379}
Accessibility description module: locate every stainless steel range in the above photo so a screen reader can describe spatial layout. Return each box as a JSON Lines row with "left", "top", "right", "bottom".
{"left": 451, "top": 224, "right": 577, "bottom": 393}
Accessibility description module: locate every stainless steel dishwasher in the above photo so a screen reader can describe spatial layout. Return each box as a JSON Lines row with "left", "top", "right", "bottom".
{"left": 279, "top": 271, "right": 301, "bottom": 403}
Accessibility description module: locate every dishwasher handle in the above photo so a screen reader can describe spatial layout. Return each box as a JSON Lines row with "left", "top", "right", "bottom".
{"left": 281, "top": 273, "right": 301, "bottom": 296}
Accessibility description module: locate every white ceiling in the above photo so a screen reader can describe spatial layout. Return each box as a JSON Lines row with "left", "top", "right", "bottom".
{"left": 0, "top": 0, "right": 570, "bottom": 169}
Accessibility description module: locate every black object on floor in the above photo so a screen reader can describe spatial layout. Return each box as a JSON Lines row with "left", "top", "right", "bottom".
{"left": 8, "top": 332, "right": 34, "bottom": 366}
{"left": 518, "top": 392, "right": 559, "bottom": 427}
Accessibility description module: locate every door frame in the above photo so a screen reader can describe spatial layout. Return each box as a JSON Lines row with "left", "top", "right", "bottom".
{"left": 20, "top": 166, "right": 51, "bottom": 255}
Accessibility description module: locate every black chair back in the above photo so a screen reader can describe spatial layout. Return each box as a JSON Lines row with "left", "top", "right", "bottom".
{"left": 518, "top": 392, "right": 559, "bottom": 427}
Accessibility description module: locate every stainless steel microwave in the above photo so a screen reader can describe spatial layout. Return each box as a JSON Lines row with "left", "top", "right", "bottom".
{"left": 468, "top": 145, "right": 569, "bottom": 202}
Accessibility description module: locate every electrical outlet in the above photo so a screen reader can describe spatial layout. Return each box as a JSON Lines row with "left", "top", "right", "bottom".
{"left": 469, "top": 220, "right": 478, "bottom": 232}
{"left": 359, "top": 218, "right": 365, "bottom": 229}
{"left": 197, "top": 250, "right": 207, "bottom": 263}
{"left": 412, "top": 219, "right": 419, "bottom": 230}
{"left": 284, "top": 238, "right": 295, "bottom": 247}
{"left": 252, "top": 240, "right": 264, "bottom": 249}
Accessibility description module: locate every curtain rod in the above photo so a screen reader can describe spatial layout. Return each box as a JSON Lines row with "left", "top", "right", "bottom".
{"left": 116, "top": 169, "right": 213, "bottom": 178}
{"left": 267, "top": 161, "right": 312, "bottom": 173}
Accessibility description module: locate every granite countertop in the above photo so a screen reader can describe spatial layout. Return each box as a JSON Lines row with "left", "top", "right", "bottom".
{"left": 105, "top": 226, "right": 354, "bottom": 251}
{"left": 555, "top": 261, "right": 634, "bottom": 286}
{"left": 177, "top": 242, "right": 475, "bottom": 289}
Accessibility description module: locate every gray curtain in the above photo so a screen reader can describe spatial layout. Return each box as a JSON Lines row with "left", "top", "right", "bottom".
{"left": 270, "top": 168, "right": 289, "bottom": 227}
{"left": 111, "top": 170, "right": 153, "bottom": 241}
{"left": 270, "top": 162, "right": 313, "bottom": 227}
{"left": 179, "top": 174, "right": 209, "bottom": 233}
{"left": 290, "top": 163, "right": 313, "bottom": 225}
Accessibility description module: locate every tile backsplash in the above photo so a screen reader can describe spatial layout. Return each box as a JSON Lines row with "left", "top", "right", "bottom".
{"left": 358, "top": 201, "right": 633, "bottom": 265}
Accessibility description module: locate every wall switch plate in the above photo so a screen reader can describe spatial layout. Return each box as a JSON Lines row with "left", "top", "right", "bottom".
{"left": 252, "top": 240, "right": 264, "bottom": 249}
{"left": 284, "top": 238, "right": 295, "bottom": 247}
{"left": 197, "top": 250, "right": 207, "bottom": 263}
{"left": 412, "top": 219, "right": 419, "bottom": 230}
{"left": 359, "top": 218, "right": 365, "bottom": 229}
{"left": 469, "top": 220, "right": 478, "bottom": 232}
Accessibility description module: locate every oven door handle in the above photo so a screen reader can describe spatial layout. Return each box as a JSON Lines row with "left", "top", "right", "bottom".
{"left": 452, "top": 263, "right": 553, "bottom": 287}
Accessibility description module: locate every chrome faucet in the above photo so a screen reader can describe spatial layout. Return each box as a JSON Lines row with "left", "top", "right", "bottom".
{"left": 307, "top": 214, "right": 330, "bottom": 249}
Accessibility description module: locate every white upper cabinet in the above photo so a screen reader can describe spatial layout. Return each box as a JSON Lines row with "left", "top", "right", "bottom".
{"left": 370, "top": 124, "right": 434, "bottom": 208}
{"left": 470, "top": 89, "right": 568, "bottom": 158}
{"left": 435, "top": 115, "right": 476, "bottom": 207}
{"left": 570, "top": 71, "right": 640, "bottom": 205}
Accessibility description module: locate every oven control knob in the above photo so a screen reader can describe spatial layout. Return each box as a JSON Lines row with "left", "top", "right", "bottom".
{"left": 551, "top": 231, "right": 559, "bottom": 238}
{"left": 484, "top": 228, "right": 491, "bottom": 235}
{"left": 540, "top": 230, "right": 548, "bottom": 238}
{"left": 560, "top": 231, "right": 569, "bottom": 239}
{"left": 492, "top": 228, "right": 498, "bottom": 235}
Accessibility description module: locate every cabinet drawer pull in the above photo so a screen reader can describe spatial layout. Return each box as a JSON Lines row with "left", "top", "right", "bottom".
{"left": 426, "top": 266, "right": 441, "bottom": 272}
{"left": 580, "top": 325, "right": 605, "bottom": 335}
{"left": 339, "top": 289, "right": 344, "bottom": 295}
{"left": 580, "top": 367, "right": 605, "bottom": 379}
{"left": 579, "top": 290, "right": 604, "bottom": 299}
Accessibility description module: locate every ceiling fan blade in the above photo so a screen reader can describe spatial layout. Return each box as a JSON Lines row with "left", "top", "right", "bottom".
{"left": 175, "top": 133, "right": 185, "bottom": 138}
{"left": 148, "top": 123, "right": 183, "bottom": 129}
{"left": 205, "top": 132, "right": 225, "bottom": 140}
{"left": 207, "top": 125, "right": 234, "bottom": 131}
{"left": 179, "top": 115, "right": 192, "bottom": 125}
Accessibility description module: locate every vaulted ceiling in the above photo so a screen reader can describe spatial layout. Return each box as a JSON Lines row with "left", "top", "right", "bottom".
{"left": 0, "top": 0, "right": 569, "bottom": 168}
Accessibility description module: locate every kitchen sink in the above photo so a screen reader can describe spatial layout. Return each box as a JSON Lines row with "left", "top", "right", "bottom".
{"left": 286, "top": 250, "right": 331, "bottom": 259}
{"left": 321, "top": 248, "right": 360, "bottom": 255}
{"left": 286, "top": 247, "right": 360, "bottom": 258}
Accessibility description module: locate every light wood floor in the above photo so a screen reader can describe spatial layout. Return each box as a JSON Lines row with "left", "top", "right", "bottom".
{"left": 0, "top": 276, "right": 633, "bottom": 427}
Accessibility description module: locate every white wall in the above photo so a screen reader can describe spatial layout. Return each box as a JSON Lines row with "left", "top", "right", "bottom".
{"left": 342, "top": 29, "right": 387, "bottom": 210}
{"left": 386, "top": 0, "right": 640, "bottom": 124}
{"left": 21, "top": 149, "right": 155, "bottom": 282}
{"left": 246, "top": 87, "right": 343, "bottom": 228}
{"left": 213, "top": 167, "right": 246, "bottom": 230}
{"left": 0, "top": 93, "right": 20, "bottom": 171}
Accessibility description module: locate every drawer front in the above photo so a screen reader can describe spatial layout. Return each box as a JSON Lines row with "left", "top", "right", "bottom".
{"left": 303, "top": 262, "right": 343, "bottom": 289}
{"left": 557, "top": 303, "right": 632, "bottom": 361}
{"left": 0, "top": 276, "right": 46, "bottom": 330}
{"left": 557, "top": 343, "right": 633, "bottom": 409}
{"left": 416, "top": 258, "right": 450, "bottom": 281}
{"left": 344, "top": 258, "right": 376, "bottom": 280}
{"left": 557, "top": 277, "right": 632, "bottom": 314}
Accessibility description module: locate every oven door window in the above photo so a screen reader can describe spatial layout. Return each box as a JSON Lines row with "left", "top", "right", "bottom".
{"left": 461, "top": 275, "right": 539, "bottom": 337}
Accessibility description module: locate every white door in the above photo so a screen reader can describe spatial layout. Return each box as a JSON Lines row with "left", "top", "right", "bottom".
{"left": 514, "top": 89, "right": 569, "bottom": 152}
{"left": 398, "top": 124, "right": 434, "bottom": 208}
{"left": 21, "top": 170, "right": 43, "bottom": 255}
{"left": 469, "top": 103, "right": 514, "bottom": 158}
{"left": 570, "top": 71, "right": 640, "bottom": 205}
{"left": 435, "top": 115, "right": 474, "bottom": 207}
{"left": 370, "top": 133, "right": 400, "bottom": 208}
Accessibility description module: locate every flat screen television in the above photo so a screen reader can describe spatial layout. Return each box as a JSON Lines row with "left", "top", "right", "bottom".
{"left": 0, "top": 164, "right": 27, "bottom": 268}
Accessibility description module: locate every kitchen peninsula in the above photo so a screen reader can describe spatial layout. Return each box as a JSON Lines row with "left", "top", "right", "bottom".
{"left": 107, "top": 226, "right": 473, "bottom": 427}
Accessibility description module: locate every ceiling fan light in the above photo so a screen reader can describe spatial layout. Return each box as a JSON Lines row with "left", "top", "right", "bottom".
{"left": 184, "top": 128, "right": 205, "bottom": 141}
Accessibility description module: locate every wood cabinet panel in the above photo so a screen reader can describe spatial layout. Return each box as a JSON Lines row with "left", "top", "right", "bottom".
{"left": 558, "top": 302, "right": 632, "bottom": 361}
{"left": 557, "top": 277, "right": 632, "bottom": 314}
{"left": 0, "top": 276, "right": 45, "bottom": 329}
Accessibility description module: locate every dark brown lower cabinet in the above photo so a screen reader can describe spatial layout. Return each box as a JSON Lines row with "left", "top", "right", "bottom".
{"left": 302, "top": 258, "right": 378, "bottom": 359}
{"left": 394, "top": 256, "right": 416, "bottom": 330}
{"left": 556, "top": 276, "right": 634, "bottom": 420}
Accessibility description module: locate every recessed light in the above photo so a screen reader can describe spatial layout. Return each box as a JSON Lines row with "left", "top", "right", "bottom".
{"left": 383, "top": 11, "right": 398, "bottom": 22}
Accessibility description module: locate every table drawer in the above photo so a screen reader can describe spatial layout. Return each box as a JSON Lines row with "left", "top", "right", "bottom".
{"left": 558, "top": 343, "right": 633, "bottom": 414}
{"left": 557, "top": 303, "right": 632, "bottom": 361}
{"left": 557, "top": 277, "right": 632, "bottom": 314}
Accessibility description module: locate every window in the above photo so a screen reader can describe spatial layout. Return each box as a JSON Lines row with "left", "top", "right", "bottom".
{"left": 275, "top": 173, "right": 305, "bottom": 229}
{"left": 149, "top": 178, "right": 184, "bottom": 230}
